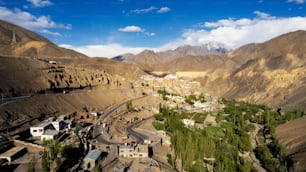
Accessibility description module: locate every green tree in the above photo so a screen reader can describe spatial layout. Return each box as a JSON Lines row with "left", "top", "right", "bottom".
{"left": 126, "top": 100, "right": 136, "bottom": 112}
{"left": 41, "top": 140, "right": 64, "bottom": 172}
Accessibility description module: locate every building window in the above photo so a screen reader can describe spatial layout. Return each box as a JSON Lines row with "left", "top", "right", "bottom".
{"left": 33, "top": 130, "right": 37, "bottom": 132}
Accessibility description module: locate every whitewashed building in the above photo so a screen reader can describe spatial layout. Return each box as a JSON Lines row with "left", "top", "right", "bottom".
{"left": 41, "top": 130, "right": 59, "bottom": 141}
{"left": 30, "top": 121, "right": 54, "bottom": 137}
{"left": 119, "top": 144, "right": 148, "bottom": 158}
{"left": 182, "top": 119, "right": 195, "bottom": 128}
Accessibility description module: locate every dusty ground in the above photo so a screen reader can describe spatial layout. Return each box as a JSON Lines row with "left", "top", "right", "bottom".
{"left": 276, "top": 116, "right": 306, "bottom": 172}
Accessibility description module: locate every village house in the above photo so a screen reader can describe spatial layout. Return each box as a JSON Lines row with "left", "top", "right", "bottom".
{"left": 118, "top": 143, "right": 148, "bottom": 158}
{"left": 30, "top": 121, "right": 55, "bottom": 137}
{"left": 82, "top": 149, "right": 102, "bottom": 170}
{"left": 30, "top": 117, "right": 67, "bottom": 139}
{"left": 182, "top": 119, "right": 195, "bottom": 128}
{"left": 41, "top": 130, "right": 59, "bottom": 141}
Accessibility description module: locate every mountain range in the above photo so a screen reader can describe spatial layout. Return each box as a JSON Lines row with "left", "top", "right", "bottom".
{"left": 0, "top": 19, "right": 305, "bottom": 112}
{"left": 113, "top": 30, "right": 306, "bottom": 112}
{"left": 0, "top": 19, "right": 305, "bottom": 171}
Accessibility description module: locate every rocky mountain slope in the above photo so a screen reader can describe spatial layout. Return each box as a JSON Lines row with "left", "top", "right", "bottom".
{"left": 0, "top": 20, "right": 87, "bottom": 59}
{"left": 223, "top": 30, "right": 306, "bottom": 111}
{"left": 115, "top": 30, "right": 306, "bottom": 111}
{"left": 0, "top": 20, "right": 143, "bottom": 97}
{"left": 113, "top": 44, "right": 227, "bottom": 71}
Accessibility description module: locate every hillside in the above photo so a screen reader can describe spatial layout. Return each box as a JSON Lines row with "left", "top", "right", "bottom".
{"left": 0, "top": 20, "right": 144, "bottom": 131}
{"left": 114, "top": 44, "right": 227, "bottom": 71}
{"left": 119, "top": 30, "right": 306, "bottom": 111}
{"left": 0, "top": 20, "right": 143, "bottom": 97}
{"left": 223, "top": 30, "right": 306, "bottom": 111}
{"left": 0, "top": 20, "right": 87, "bottom": 59}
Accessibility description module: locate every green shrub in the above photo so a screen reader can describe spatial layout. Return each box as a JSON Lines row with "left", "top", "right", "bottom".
{"left": 153, "top": 121, "right": 165, "bottom": 130}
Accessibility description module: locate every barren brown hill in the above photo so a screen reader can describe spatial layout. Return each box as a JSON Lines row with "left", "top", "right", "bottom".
{"left": 0, "top": 20, "right": 87, "bottom": 59}
{"left": 0, "top": 56, "right": 138, "bottom": 97}
{"left": 123, "top": 50, "right": 163, "bottom": 71}
{"left": 165, "top": 54, "right": 227, "bottom": 73}
{"left": 223, "top": 30, "right": 306, "bottom": 111}
{"left": 0, "top": 20, "right": 143, "bottom": 97}
{"left": 115, "top": 44, "right": 227, "bottom": 71}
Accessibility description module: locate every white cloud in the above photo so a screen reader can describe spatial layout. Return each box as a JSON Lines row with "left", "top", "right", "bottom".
{"left": 164, "top": 15, "right": 306, "bottom": 49}
{"left": 288, "top": 0, "right": 305, "bottom": 4}
{"left": 40, "top": 29, "right": 61, "bottom": 36}
{"left": 118, "top": 25, "right": 155, "bottom": 36}
{"left": 145, "top": 32, "right": 156, "bottom": 36}
{"left": 253, "top": 11, "right": 275, "bottom": 19}
{"left": 27, "top": 0, "right": 52, "bottom": 7}
{"left": 157, "top": 7, "right": 171, "bottom": 13}
{"left": 118, "top": 25, "right": 144, "bottom": 32}
{"left": 61, "top": 13, "right": 306, "bottom": 58}
{"left": 130, "top": 6, "right": 157, "bottom": 14}
{"left": 0, "top": 7, "right": 71, "bottom": 35}
{"left": 130, "top": 6, "right": 171, "bottom": 14}
{"left": 60, "top": 43, "right": 156, "bottom": 58}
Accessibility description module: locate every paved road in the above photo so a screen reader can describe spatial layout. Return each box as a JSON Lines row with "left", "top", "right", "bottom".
{"left": 93, "top": 95, "right": 148, "bottom": 169}
{"left": 0, "top": 96, "right": 31, "bottom": 106}
{"left": 126, "top": 117, "right": 152, "bottom": 143}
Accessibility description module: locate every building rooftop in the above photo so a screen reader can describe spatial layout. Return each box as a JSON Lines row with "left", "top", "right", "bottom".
{"left": 84, "top": 149, "right": 101, "bottom": 161}
{"left": 42, "top": 130, "right": 59, "bottom": 136}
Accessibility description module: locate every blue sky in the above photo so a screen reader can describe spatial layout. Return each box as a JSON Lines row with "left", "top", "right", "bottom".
{"left": 0, "top": 0, "right": 306, "bottom": 57}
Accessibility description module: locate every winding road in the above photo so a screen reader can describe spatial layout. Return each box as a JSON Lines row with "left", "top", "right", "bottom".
{"left": 93, "top": 95, "right": 148, "bottom": 168}
{"left": 126, "top": 117, "right": 152, "bottom": 143}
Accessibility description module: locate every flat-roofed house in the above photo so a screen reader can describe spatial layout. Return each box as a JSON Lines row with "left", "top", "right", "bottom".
{"left": 82, "top": 149, "right": 102, "bottom": 170}
{"left": 30, "top": 121, "right": 54, "bottom": 137}
{"left": 41, "top": 130, "right": 59, "bottom": 141}
{"left": 51, "top": 120, "right": 66, "bottom": 131}
{"left": 119, "top": 144, "right": 148, "bottom": 158}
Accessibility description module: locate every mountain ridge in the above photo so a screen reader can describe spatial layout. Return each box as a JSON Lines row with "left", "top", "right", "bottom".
{"left": 0, "top": 20, "right": 87, "bottom": 59}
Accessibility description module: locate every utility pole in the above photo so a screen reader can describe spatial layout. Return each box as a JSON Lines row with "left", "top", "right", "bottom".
{"left": 11, "top": 30, "right": 16, "bottom": 44}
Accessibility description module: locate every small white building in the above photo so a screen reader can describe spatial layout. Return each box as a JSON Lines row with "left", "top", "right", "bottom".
{"left": 182, "top": 119, "right": 195, "bottom": 128}
{"left": 119, "top": 144, "right": 148, "bottom": 158}
{"left": 30, "top": 121, "right": 54, "bottom": 137}
{"left": 41, "top": 130, "right": 59, "bottom": 141}
{"left": 51, "top": 120, "right": 66, "bottom": 131}
{"left": 48, "top": 60, "right": 56, "bottom": 64}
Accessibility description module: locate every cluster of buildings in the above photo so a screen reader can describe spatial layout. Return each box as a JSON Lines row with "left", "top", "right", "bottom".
{"left": 163, "top": 92, "right": 224, "bottom": 113}
{"left": 137, "top": 74, "right": 202, "bottom": 96}
{"left": 30, "top": 115, "right": 68, "bottom": 141}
